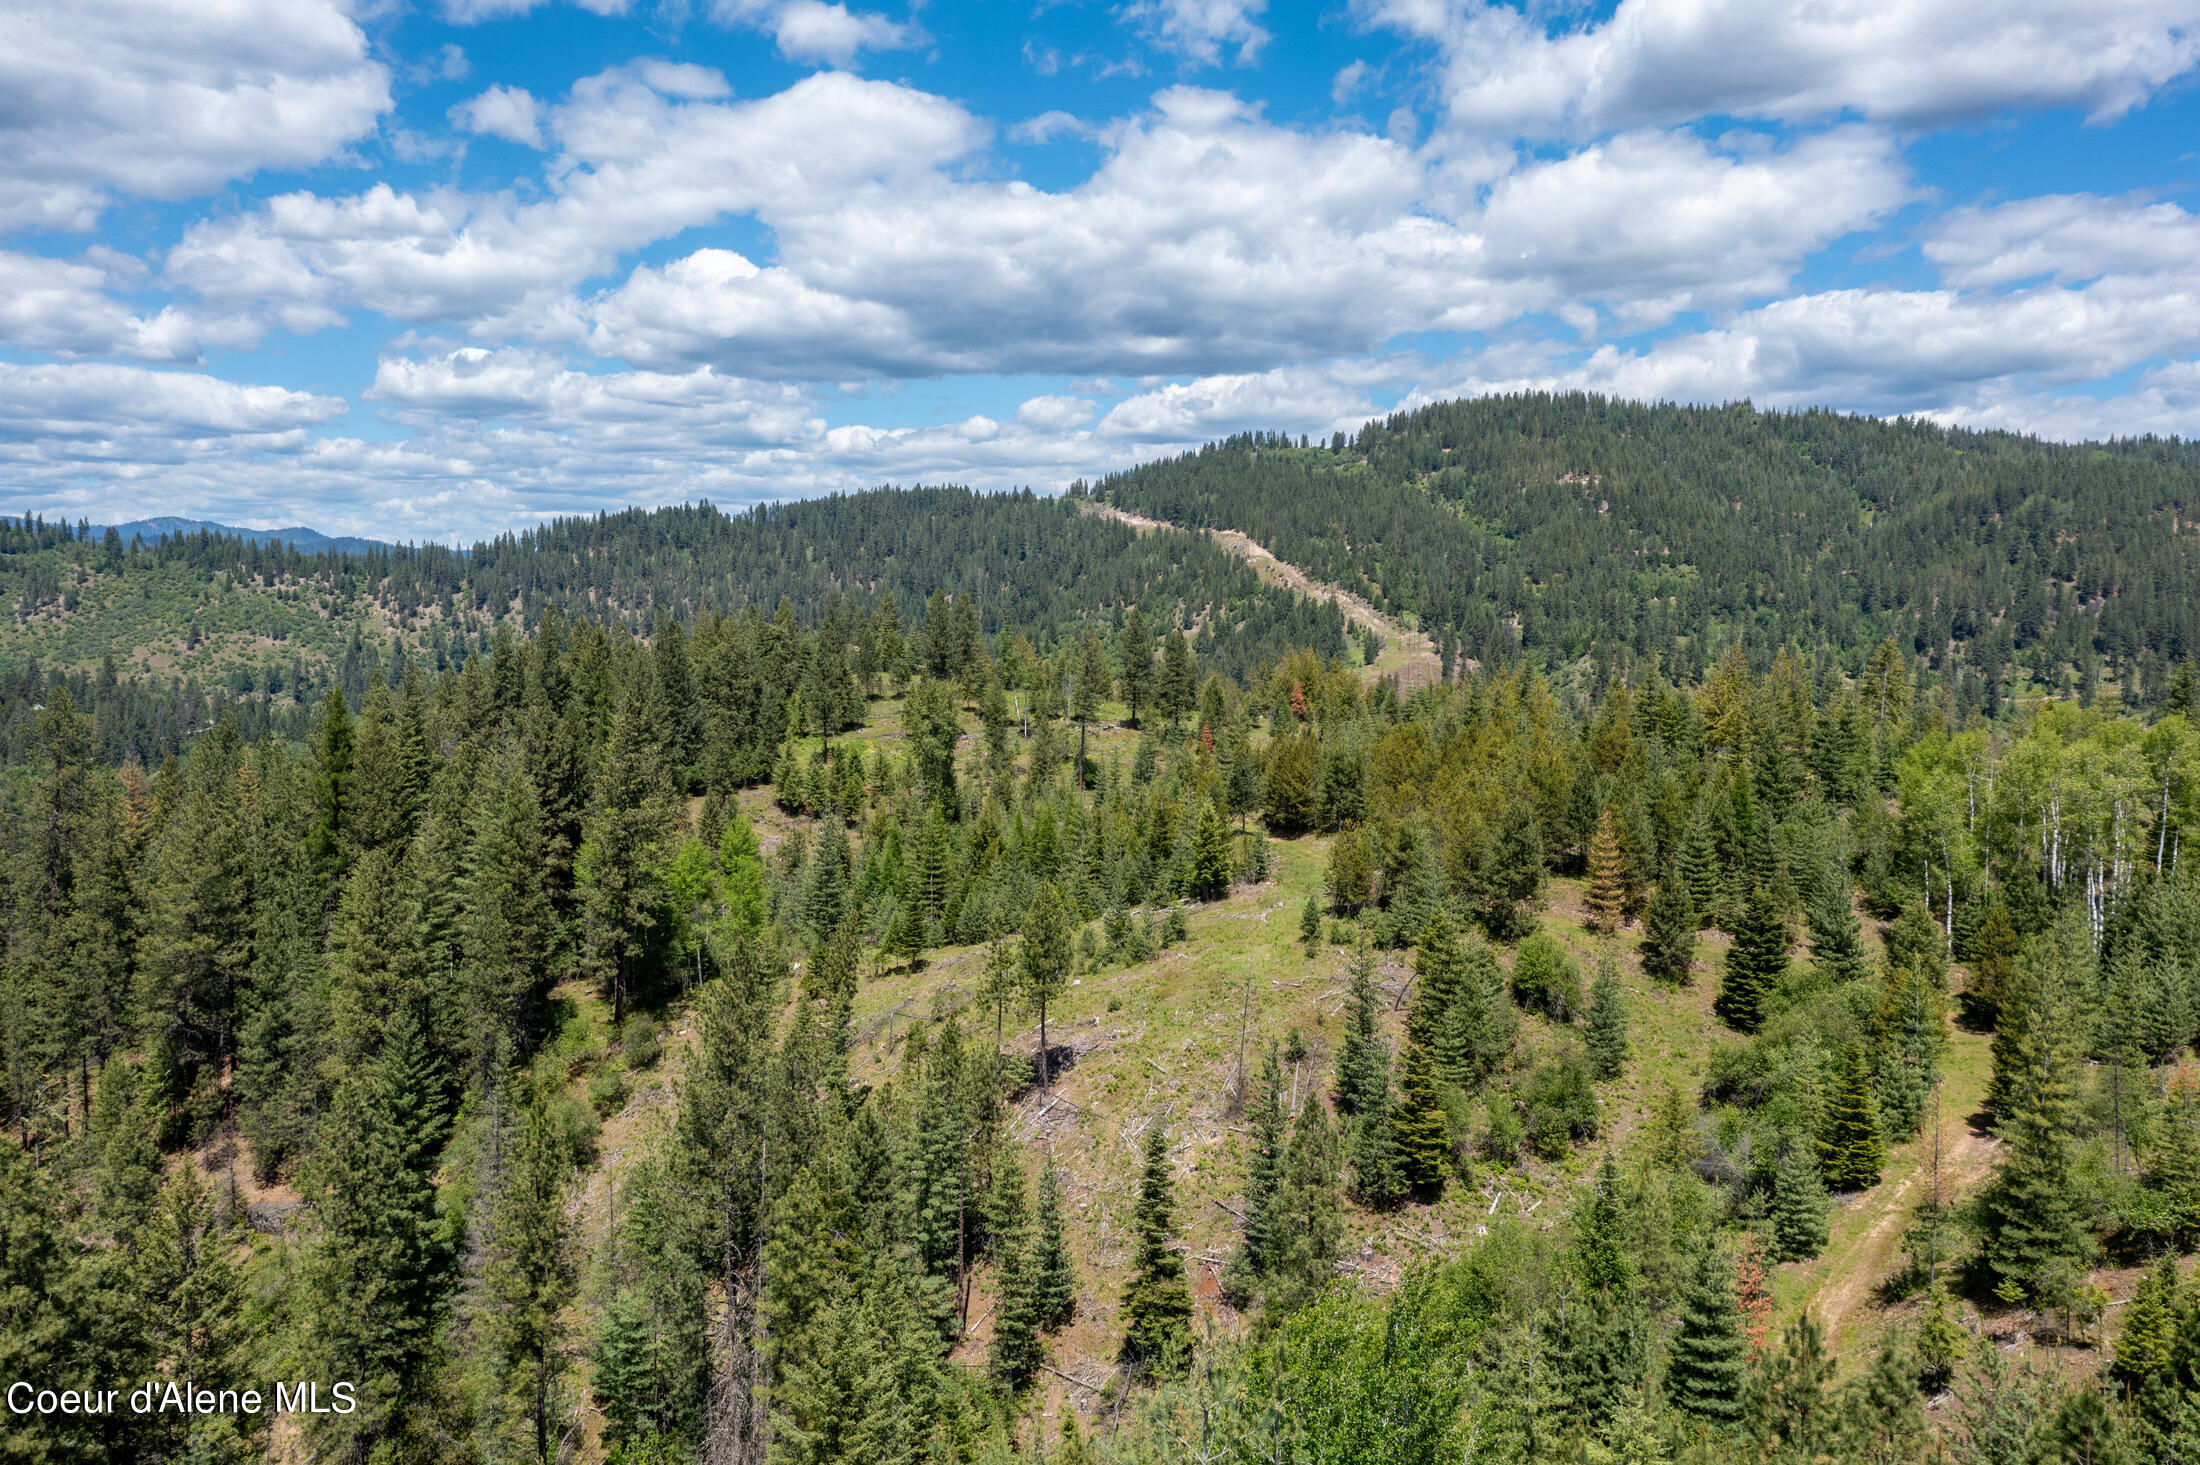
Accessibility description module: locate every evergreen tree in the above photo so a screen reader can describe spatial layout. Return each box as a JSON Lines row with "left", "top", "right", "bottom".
{"left": 1718, "top": 882, "right": 1788, "bottom": 1032}
{"left": 1818, "top": 1043, "right": 1886, "bottom": 1191}
{"left": 1158, "top": 627, "right": 1197, "bottom": 724}
{"left": 1349, "top": 1096, "right": 1407, "bottom": 1212}
{"left": 1225, "top": 1046, "right": 1287, "bottom": 1298}
{"left": 1452, "top": 933, "right": 1518, "bottom": 1082}
{"left": 1571, "top": 1155, "right": 1638, "bottom": 1295}
{"left": 1409, "top": 908, "right": 1464, "bottom": 1060}
{"left": 1071, "top": 631, "right": 1111, "bottom": 784}
{"left": 1118, "top": 1124, "right": 1194, "bottom": 1378}
{"left": 1978, "top": 918, "right": 2095, "bottom": 1292}
{"left": 1021, "top": 881, "right": 1076, "bottom": 1091}
{"left": 1771, "top": 1138, "right": 1831, "bottom": 1261}
{"left": 1333, "top": 934, "right": 1390, "bottom": 1116}
{"left": 1389, "top": 1041, "right": 1450, "bottom": 1200}
{"left": 1752, "top": 1312, "right": 1839, "bottom": 1462}
{"left": 1640, "top": 877, "right": 1697, "bottom": 984}
{"left": 1807, "top": 878, "right": 1870, "bottom": 985}
{"left": 987, "top": 1158, "right": 1044, "bottom": 1390}
{"left": 1299, "top": 893, "right": 1322, "bottom": 957}
{"left": 299, "top": 1017, "right": 455, "bottom": 1459}
{"left": 1842, "top": 1331, "right": 1926, "bottom": 1465}
{"left": 2113, "top": 1256, "right": 2179, "bottom": 1395}
{"left": 2032, "top": 1386, "right": 2133, "bottom": 1465}
{"left": 1263, "top": 1099, "right": 1343, "bottom": 1317}
{"left": 1585, "top": 807, "right": 1627, "bottom": 934}
{"left": 484, "top": 1077, "right": 577, "bottom": 1464}
{"left": 1032, "top": 1159, "right": 1077, "bottom": 1333}
{"left": 1189, "top": 797, "right": 1233, "bottom": 900}
{"left": 1584, "top": 958, "right": 1628, "bottom": 1080}
{"left": 130, "top": 1161, "right": 249, "bottom": 1462}
{"left": 1117, "top": 606, "right": 1154, "bottom": 727}
{"left": 1668, "top": 1242, "right": 1749, "bottom": 1427}
{"left": 1679, "top": 813, "right": 1721, "bottom": 928}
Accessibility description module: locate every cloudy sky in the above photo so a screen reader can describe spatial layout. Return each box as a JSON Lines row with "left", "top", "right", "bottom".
{"left": 4, "top": 0, "right": 2200, "bottom": 540}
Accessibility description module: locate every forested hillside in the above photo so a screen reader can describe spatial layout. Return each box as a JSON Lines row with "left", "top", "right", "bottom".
{"left": 6, "top": 396, "right": 2200, "bottom": 1465}
{"left": 1083, "top": 395, "right": 2200, "bottom": 708}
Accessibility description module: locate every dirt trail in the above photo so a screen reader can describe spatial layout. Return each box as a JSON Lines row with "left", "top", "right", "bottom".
{"left": 1814, "top": 1116, "right": 1997, "bottom": 1341}
{"left": 1083, "top": 502, "right": 1442, "bottom": 689}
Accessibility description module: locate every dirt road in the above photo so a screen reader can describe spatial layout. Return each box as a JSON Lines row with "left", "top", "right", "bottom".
{"left": 1082, "top": 502, "right": 1443, "bottom": 689}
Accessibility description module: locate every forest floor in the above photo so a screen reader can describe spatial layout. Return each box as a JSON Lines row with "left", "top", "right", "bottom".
{"left": 1080, "top": 502, "right": 1442, "bottom": 691}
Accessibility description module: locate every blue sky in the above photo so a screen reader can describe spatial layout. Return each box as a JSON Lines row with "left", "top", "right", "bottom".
{"left": 5, "top": 0, "right": 2200, "bottom": 541}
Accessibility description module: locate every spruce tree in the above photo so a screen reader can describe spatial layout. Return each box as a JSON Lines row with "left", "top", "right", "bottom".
{"left": 1668, "top": 1242, "right": 1749, "bottom": 1427}
{"left": 1189, "top": 797, "right": 1233, "bottom": 901}
{"left": 1118, "top": 1124, "right": 1194, "bottom": 1378}
{"left": 1641, "top": 877, "right": 1697, "bottom": 984}
{"left": 1389, "top": 1041, "right": 1450, "bottom": 1200}
{"left": 2113, "top": 1256, "right": 2178, "bottom": 1394}
{"left": 1584, "top": 958, "right": 1628, "bottom": 1080}
{"left": 987, "top": 1159, "right": 1044, "bottom": 1390}
{"left": 1771, "top": 1138, "right": 1830, "bottom": 1261}
{"left": 1680, "top": 813, "right": 1721, "bottom": 928}
{"left": 1226, "top": 1046, "right": 1287, "bottom": 1297}
{"left": 1978, "top": 918, "right": 2095, "bottom": 1292}
{"left": 1349, "top": 1080, "right": 1407, "bottom": 1212}
{"left": 1718, "top": 882, "right": 1788, "bottom": 1032}
{"left": 1818, "top": 1044, "right": 1886, "bottom": 1191}
{"left": 1585, "top": 807, "right": 1627, "bottom": 934}
{"left": 1571, "top": 1155, "right": 1638, "bottom": 1295}
{"left": 1333, "top": 934, "right": 1390, "bottom": 1115}
{"left": 1263, "top": 1099, "right": 1343, "bottom": 1316}
{"left": 1031, "top": 1159, "right": 1077, "bottom": 1332}
{"left": 1453, "top": 933, "right": 1518, "bottom": 1081}
{"left": 1409, "top": 908, "right": 1463, "bottom": 1058}
{"left": 1807, "top": 879, "right": 1870, "bottom": 985}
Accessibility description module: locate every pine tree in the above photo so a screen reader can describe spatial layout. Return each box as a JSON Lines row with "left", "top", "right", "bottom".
{"left": 1641, "top": 877, "right": 1697, "bottom": 984}
{"left": 1117, "top": 606, "right": 1154, "bottom": 727}
{"left": 1668, "top": 1242, "right": 1749, "bottom": 1427}
{"left": 1819, "top": 1044, "right": 1886, "bottom": 1191}
{"left": 1021, "top": 880, "right": 1076, "bottom": 1091}
{"left": 1842, "top": 1324, "right": 1927, "bottom": 1464}
{"left": 1584, "top": 958, "right": 1628, "bottom": 1080}
{"left": 988, "top": 1158, "right": 1043, "bottom": 1390}
{"left": 2032, "top": 1387, "right": 2132, "bottom": 1465}
{"left": 1389, "top": 1041, "right": 1450, "bottom": 1200}
{"left": 1807, "top": 879, "right": 1870, "bottom": 985}
{"left": 1333, "top": 934, "right": 1390, "bottom": 1115}
{"left": 1032, "top": 1159, "right": 1077, "bottom": 1333}
{"left": 1118, "top": 1125, "right": 1194, "bottom": 1378}
{"left": 1771, "top": 1139, "right": 1830, "bottom": 1261}
{"left": 1299, "top": 893, "right": 1322, "bottom": 957}
{"left": 486, "top": 1077, "right": 577, "bottom": 1464}
{"left": 1263, "top": 1099, "right": 1343, "bottom": 1317}
{"left": 1753, "top": 1312, "right": 1839, "bottom": 1461}
{"left": 1718, "top": 882, "right": 1788, "bottom": 1032}
{"left": 1071, "top": 631, "right": 1111, "bottom": 784}
{"left": 1585, "top": 807, "right": 1627, "bottom": 934}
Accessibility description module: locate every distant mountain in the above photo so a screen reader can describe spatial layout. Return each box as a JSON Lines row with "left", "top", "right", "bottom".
{"left": 102, "top": 516, "right": 387, "bottom": 557}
